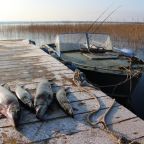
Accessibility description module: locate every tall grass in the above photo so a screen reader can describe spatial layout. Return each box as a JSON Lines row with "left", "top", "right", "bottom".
{"left": 0, "top": 23, "right": 144, "bottom": 49}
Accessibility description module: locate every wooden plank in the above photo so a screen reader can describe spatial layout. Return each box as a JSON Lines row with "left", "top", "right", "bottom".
{"left": 0, "top": 63, "right": 68, "bottom": 75}
{"left": 33, "top": 106, "right": 141, "bottom": 144}
{"left": 0, "top": 63, "right": 69, "bottom": 74}
{"left": 0, "top": 47, "right": 36, "bottom": 51}
{"left": 74, "top": 105, "right": 136, "bottom": 126}
{"left": 0, "top": 109, "right": 139, "bottom": 144}
{"left": 136, "top": 137, "right": 144, "bottom": 144}
{"left": 0, "top": 70, "right": 72, "bottom": 80}
{"left": 109, "top": 117, "right": 144, "bottom": 140}
{"left": 0, "top": 117, "right": 91, "bottom": 143}
{"left": 0, "top": 50, "right": 37, "bottom": 56}
{"left": 0, "top": 59, "right": 63, "bottom": 67}
{"left": 0, "top": 61, "right": 68, "bottom": 69}
{"left": 17, "top": 49, "right": 48, "bottom": 57}
{"left": 0, "top": 55, "right": 52, "bottom": 61}
{"left": 0, "top": 104, "right": 139, "bottom": 144}
{"left": 0, "top": 67, "right": 71, "bottom": 79}
{"left": 0, "top": 96, "right": 118, "bottom": 128}
{"left": 0, "top": 46, "right": 36, "bottom": 51}
{"left": 37, "top": 128, "right": 116, "bottom": 144}
{"left": 0, "top": 54, "right": 62, "bottom": 66}
{"left": 0, "top": 74, "right": 74, "bottom": 87}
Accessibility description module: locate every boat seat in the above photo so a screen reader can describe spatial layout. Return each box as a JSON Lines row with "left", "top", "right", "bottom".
{"left": 82, "top": 53, "right": 119, "bottom": 60}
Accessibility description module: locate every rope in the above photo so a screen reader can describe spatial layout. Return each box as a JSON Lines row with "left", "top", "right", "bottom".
{"left": 98, "top": 67, "right": 141, "bottom": 89}
{"left": 72, "top": 69, "right": 140, "bottom": 144}
{"left": 72, "top": 69, "right": 101, "bottom": 120}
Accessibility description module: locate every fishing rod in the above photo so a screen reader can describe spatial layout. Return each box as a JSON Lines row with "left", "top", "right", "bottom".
{"left": 77, "top": 5, "right": 121, "bottom": 49}
{"left": 85, "top": 3, "right": 114, "bottom": 34}
{"left": 76, "top": 4, "right": 113, "bottom": 44}
{"left": 91, "top": 5, "right": 122, "bottom": 33}
{"left": 88, "top": 6, "right": 121, "bottom": 50}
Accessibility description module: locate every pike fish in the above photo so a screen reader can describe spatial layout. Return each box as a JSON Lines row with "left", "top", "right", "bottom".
{"left": 0, "top": 85, "right": 21, "bottom": 127}
{"left": 56, "top": 87, "right": 74, "bottom": 117}
{"left": 15, "top": 85, "right": 33, "bottom": 109}
{"left": 34, "top": 79, "right": 53, "bottom": 120}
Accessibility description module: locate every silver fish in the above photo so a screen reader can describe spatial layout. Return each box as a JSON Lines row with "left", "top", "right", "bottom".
{"left": 56, "top": 87, "right": 74, "bottom": 117}
{"left": 34, "top": 79, "right": 53, "bottom": 120}
{"left": 0, "top": 85, "right": 21, "bottom": 127}
{"left": 15, "top": 85, "right": 33, "bottom": 109}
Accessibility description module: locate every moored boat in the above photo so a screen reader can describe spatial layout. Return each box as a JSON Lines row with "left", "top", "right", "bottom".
{"left": 41, "top": 33, "right": 144, "bottom": 96}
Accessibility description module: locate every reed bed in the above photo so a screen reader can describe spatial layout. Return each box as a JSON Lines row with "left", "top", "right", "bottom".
{"left": 0, "top": 23, "right": 144, "bottom": 49}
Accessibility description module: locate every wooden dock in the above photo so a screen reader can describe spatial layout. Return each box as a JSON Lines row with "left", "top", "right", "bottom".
{"left": 0, "top": 40, "right": 143, "bottom": 144}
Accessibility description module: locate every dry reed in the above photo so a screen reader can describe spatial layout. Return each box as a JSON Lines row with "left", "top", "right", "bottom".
{"left": 0, "top": 23, "right": 144, "bottom": 49}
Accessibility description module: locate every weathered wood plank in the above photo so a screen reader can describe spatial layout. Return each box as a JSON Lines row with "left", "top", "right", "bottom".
{"left": 0, "top": 64, "right": 70, "bottom": 74}
{"left": 0, "top": 65, "right": 69, "bottom": 76}
{"left": 0, "top": 95, "right": 119, "bottom": 128}
{"left": 136, "top": 137, "right": 144, "bottom": 144}
{"left": 0, "top": 117, "right": 90, "bottom": 143}
{"left": 0, "top": 59, "right": 63, "bottom": 67}
{"left": 0, "top": 47, "right": 36, "bottom": 53}
{"left": 0, "top": 105, "right": 139, "bottom": 144}
{"left": 0, "top": 55, "right": 53, "bottom": 61}
{"left": 37, "top": 128, "right": 116, "bottom": 144}
{"left": 0, "top": 70, "right": 72, "bottom": 81}
{"left": 109, "top": 117, "right": 144, "bottom": 140}
{"left": 0, "top": 61, "right": 68, "bottom": 69}
{"left": 0, "top": 70, "right": 68, "bottom": 81}
{"left": 0, "top": 53, "right": 62, "bottom": 66}
{"left": 74, "top": 105, "right": 136, "bottom": 126}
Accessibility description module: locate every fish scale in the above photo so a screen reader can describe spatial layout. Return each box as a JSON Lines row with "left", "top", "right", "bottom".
{"left": 34, "top": 79, "right": 53, "bottom": 120}
{"left": 15, "top": 85, "right": 33, "bottom": 109}
{"left": 56, "top": 87, "right": 74, "bottom": 117}
{"left": 0, "top": 85, "right": 21, "bottom": 127}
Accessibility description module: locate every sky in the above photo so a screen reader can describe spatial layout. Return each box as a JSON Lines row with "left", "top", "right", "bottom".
{"left": 0, "top": 0, "right": 143, "bottom": 22}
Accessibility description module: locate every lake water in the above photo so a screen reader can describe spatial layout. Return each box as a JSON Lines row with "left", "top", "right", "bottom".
{"left": 0, "top": 29, "right": 56, "bottom": 46}
{"left": 0, "top": 22, "right": 144, "bottom": 119}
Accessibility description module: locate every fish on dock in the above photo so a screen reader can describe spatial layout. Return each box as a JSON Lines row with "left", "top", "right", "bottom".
{"left": 15, "top": 85, "right": 33, "bottom": 109}
{"left": 0, "top": 85, "right": 21, "bottom": 127}
{"left": 56, "top": 87, "right": 74, "bottom": 117}
{"left": 34, "top": 79, "right": 53, "bottom": 120}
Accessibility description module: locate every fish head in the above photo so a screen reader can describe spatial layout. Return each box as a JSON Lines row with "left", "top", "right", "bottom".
{"left": 7, "top": 104, "right": 21, "bottom": 127}
{"left": 35, "top": 104, "right": 47, "bottom": 120}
